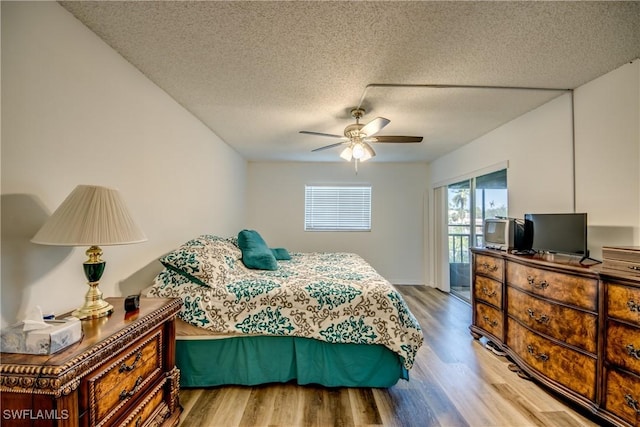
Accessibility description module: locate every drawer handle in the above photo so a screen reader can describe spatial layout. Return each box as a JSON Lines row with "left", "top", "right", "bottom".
{"left": 480, "top": 262, "right": 498, "bottom": 272}
{"left": 527, "top": 308, "right": 550, "bottom": 325}
{"left": 481, "top": 287, "right": 497, "bottom": 297}
{"left": 527, "top": 344, "right": 549, "bottom": 362}
{"left": 626, "top": 344, "right": 640, "bottom": 360}
{"left": 628, "top": 299, "right": 640, "bottom": 313}
{"left": 482, "top": 315, "right": 498, "bottom": 328}
{"left": 119, "top": 376, "right": 143, "bottom": 401}
{"left": 527, "top": 276, "right": 549, "bottom": 290}
{"left": 625, "top": 394, "right": 640, "bottom": 414}
{"left": 119, "top": 350, "right": 143, "bottom": 373}
{"left": 629, "top": 266, "right": 640, "bottom": 272}
{"left": 135, "top": 417, "right": 142, "bottom": 427}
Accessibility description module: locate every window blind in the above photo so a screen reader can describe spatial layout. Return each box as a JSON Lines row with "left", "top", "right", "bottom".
{"left": 304, "top": 185, "right": 372, "bottom": 231}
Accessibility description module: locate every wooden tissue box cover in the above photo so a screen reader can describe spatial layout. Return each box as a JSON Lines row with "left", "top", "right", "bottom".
{"left": 0, "top": 317, "right": 82, "bottom": 355}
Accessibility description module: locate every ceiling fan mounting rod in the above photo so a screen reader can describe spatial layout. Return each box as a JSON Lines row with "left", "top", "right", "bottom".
{"left": 355, "top": 83, "right": 573, "bottom": 110}
{"left": 350, "top": 108, "right": 365, "bottom": 121}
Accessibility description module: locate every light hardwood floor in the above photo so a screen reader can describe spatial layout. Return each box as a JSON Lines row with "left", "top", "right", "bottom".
{"left": 177, "top": 286, "right": 603, "bottom": 427}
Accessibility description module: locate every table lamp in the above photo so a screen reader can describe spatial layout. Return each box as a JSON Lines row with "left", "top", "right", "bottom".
{"left": 31, "top": 185, "right": 147, "bottom": 319}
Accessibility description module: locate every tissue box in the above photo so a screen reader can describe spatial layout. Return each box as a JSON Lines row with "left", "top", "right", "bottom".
{"left": 0, "top": 317, "right": 82, "bottom": 355}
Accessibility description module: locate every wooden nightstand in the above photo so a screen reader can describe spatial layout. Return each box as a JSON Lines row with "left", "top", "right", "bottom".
{"left": 1, "top": 297, "right": 182, "bottom": 427}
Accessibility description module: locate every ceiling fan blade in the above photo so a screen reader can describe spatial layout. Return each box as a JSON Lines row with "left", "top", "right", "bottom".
{"left": 311, "top": 141, "right": 348, "bottom": 152}
{"left": 300, "top": 130, "right": 344, "bottom": 139}
{"left": 360, "top": 117, "right": 390, "bottom": 137}
{"left": 368, "top": 136, "right": 423, "bottom": 143}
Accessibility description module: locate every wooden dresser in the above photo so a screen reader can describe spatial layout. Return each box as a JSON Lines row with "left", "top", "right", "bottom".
{"left": 1, "top": 297, "right": 182, "bottom": 427}
{"left": 602, "top": 272, "right": 640, "bottom": 426}
{"left": 470, "top": 248, "right": 640, "bottom": 427}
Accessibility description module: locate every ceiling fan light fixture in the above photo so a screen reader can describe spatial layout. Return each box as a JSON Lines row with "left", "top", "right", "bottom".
{"left": 360, "top": 142, "right": 376, "bottom": 162}
{"left": 352, "top": 142, "right": 366, "bottom": 159}
{"left": 340, "top": 146, "right": 353, "bottom": 161}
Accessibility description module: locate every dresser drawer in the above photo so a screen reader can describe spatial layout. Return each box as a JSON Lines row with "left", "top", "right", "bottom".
{"left": 88, "top": 328, "right": 164, "bottom": 426}
{"left": 507, "top": 286, "right": 597, "bottom": 353}
{"left": 604, "top": 368, "right": 640, "bottom": 426}
{"left": 608, "top": 282, "right": 640, "bottom": 327}
{"left": 475, "top": 254, "right": 504, "bottom": 281}
{"left": 474, "top": 275, "right": 502, "bottom": 308}
{"left": 116, "top": 378, "right": 168, "bottom": 427}
{"left": 507, "top": 262, "right": 597, "bottom": 311}
{"left": 475, "top": 302, "right": 503, "bottom": 340}
{"left": 607, "top": 320, "right": 640, "bottom": 375}
{"left": 507, "top": 318, "right": 596, "bottom": 401}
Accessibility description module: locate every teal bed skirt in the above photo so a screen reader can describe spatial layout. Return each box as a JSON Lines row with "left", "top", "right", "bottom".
{"left": 176, "top": 335, "right": 409, "bottom": 388}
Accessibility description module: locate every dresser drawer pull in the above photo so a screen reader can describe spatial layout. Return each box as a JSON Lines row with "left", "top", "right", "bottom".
{"left": 119, "top": 350, "right": 143, "bottom": 373}
{"left": 482, "top": 315, "right": 498, "bottom": 328}
{"left": 527, "top": 276, "right": 549, "bottom": 290}
{"left": 479, "top": 262, "right": 498, "bottom": 272}
{"left": 527, "top": 344, "right": 549, "bottom": 362}
{"left": 481, "top": 287, "right": 497, "bottom": 297}
{"left": 527, "top": 308, "right": 550, "bottom": 325}
{"left": 626, "top": 344, "right": 640, "bottom": 360}
{"left": 135, "top": 416, "right": 142, "bottom": 427}
{"left": 628, "top": 299, "right": 640, "bottom": 313}
{"left": 625, "top": 394, "right": 640, "bottom": 414}
{"left": 119, "top": 376, "right": 143, "bottom": 401}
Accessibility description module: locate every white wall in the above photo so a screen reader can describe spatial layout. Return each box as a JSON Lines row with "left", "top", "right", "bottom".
{"left": 429, "top": 60, "right": 640, "bottom": 261}
{"left": 246, "top": 162, "right": 429, "bottom": 285}
{"left": 574, "top": 60, "right": 640, "bottom": 255}
{"left": 1, "top": 2, "right": 247, "bottom": 326}
{"left": 430, "top": 93, "right": 575, "bottom": 216}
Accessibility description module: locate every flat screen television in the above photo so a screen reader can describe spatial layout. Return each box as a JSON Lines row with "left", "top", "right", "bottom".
{"left": 524, "top": 213, "right": 588, "bottom": 257}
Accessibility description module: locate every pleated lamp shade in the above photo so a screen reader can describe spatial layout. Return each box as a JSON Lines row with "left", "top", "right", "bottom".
{"left": 32, "top": 185, "right": 147, "bottom": 246}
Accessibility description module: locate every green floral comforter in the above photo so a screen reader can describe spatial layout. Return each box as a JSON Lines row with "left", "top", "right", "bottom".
{"left": 150, "top": 252, "right": 423, "bottom": 369}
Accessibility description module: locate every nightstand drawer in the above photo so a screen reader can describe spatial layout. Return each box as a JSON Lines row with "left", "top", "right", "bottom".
{"left": 507, "top": 261, "right": 597, "bottom": 311}
{"left": 507, "top": 286, "right": 597, "bottom": 353}
{"left": 116, "top": 378, "right": 167, "bottom": 427}
{"left": 475, "top": 254, "right": 503, "bottom": 281}
{"left": 474, "top": 275, "right": 502, "bottom": 308}
{"left": 88, "top": 328, "right": 163, "bottom": 426}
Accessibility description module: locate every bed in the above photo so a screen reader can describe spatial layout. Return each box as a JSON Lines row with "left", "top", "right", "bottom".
{"left": 148, "top": 232, "right": 423, "bottom": 388}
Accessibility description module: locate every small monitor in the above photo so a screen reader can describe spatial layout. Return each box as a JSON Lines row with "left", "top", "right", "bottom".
{"left": 483, "top": 218, "right": 511, "bottom": 251}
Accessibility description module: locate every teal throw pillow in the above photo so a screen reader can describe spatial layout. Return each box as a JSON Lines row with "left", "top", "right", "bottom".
{"left": 237, "top": 229, "right": 278, "bottom": 270}
{"left": 271, "top": 247, "right": 291, "bottom": 260}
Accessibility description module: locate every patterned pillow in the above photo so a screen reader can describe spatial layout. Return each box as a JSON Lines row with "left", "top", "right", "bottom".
{"left": 159, "top": 235, "right": 241, "bottom": 287}
{"left": 152, "top": 267, "right": 192, "bottom": 290}
{"left": 199, "top": 235, "right": 242, "bottom": 261}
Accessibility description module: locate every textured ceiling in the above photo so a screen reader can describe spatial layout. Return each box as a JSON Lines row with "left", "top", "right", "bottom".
{"left": 59, "top": 1, "right": 640, "bottom": 163}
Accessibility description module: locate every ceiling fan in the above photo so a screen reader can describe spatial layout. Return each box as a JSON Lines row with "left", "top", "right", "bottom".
{"left": 300, "top": 108, "right": 423, "bottom": 167}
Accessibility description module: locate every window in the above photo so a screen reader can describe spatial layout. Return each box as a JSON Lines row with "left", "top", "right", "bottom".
{"left": 446, "top": 168, "right": 507, "bottom": 301}
{"left": 304, "top": 185, "right": 371, "bottom": 231}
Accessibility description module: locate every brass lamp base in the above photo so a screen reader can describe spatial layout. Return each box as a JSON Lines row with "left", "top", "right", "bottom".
{"left": 72, "top": 245, "right": 114, "bottom": 320}
{"left": 72, "top": 280, "right": 114, "bottom": 320}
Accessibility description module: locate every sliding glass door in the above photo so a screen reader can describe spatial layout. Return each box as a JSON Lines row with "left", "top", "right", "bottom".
{"left": 448, "top": 169, "right": 507, "bottom": 301}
